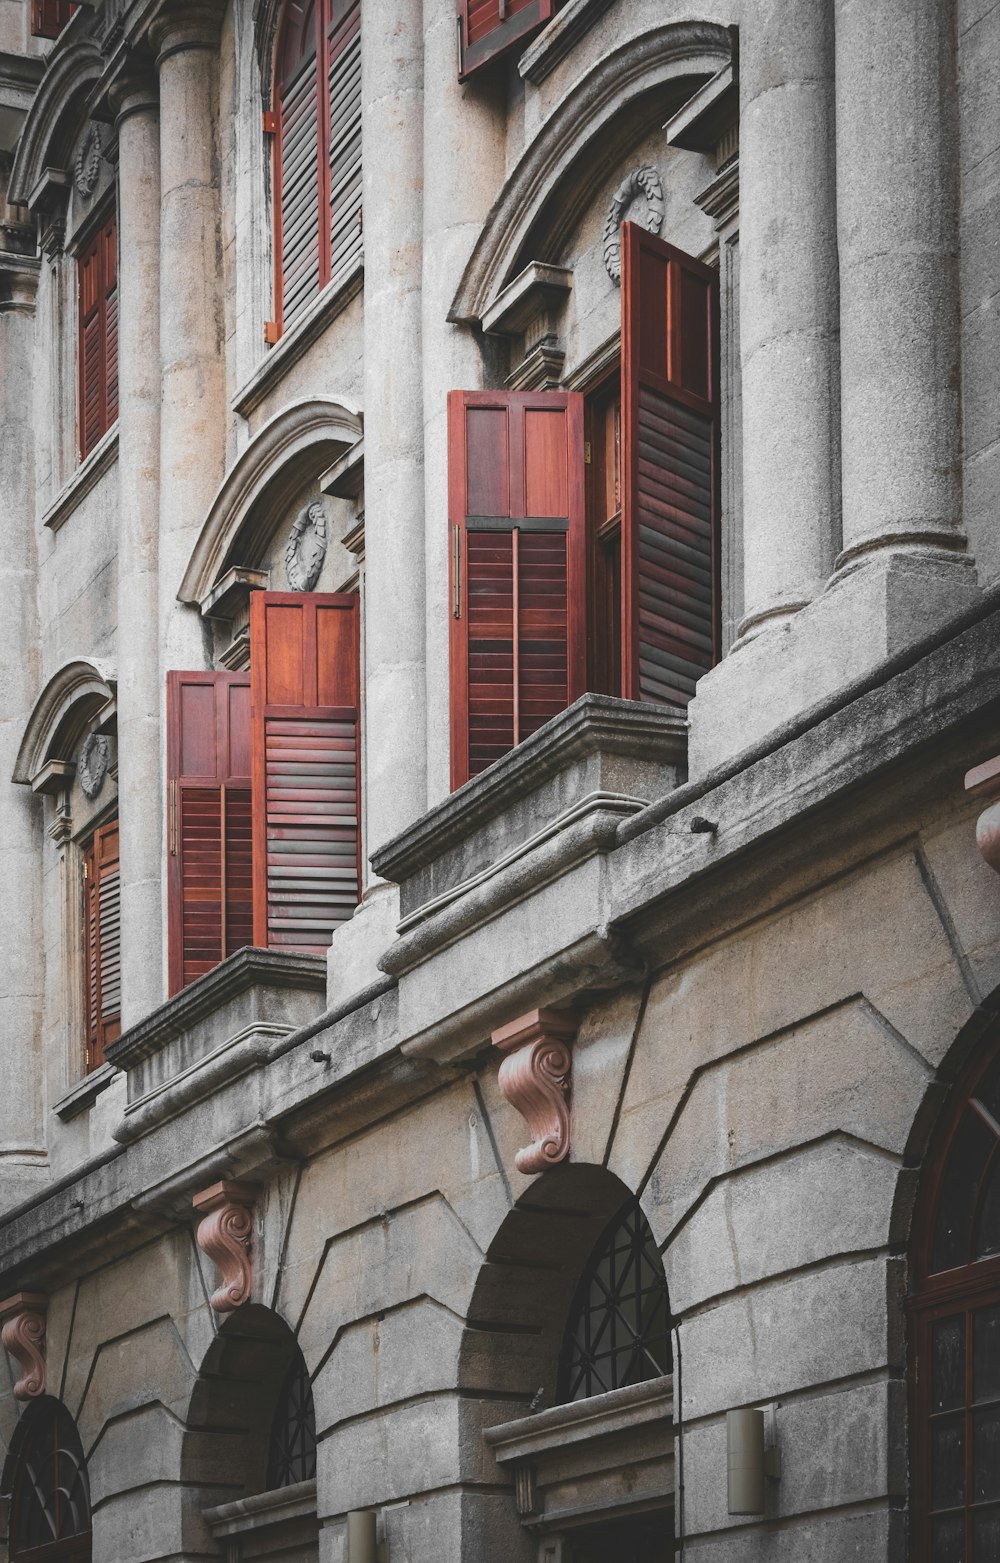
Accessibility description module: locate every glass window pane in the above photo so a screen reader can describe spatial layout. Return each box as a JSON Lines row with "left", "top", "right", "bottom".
{"left": 975, "top": 1405, "right": 1000, "bottom": 1503}
{"left": 935, "top": 1316, "right": 968, "bottom": 1412}
{"left": 976, "top": 1307, "right": 1000, "bottom": 1404}
{"left": 980, "top": 1158, "right": 1000, "bottom": 1262}
{"left": 932, "top": 1513, "right": 965, "bottom": 1563}
{"left": 933, "top": 1109, "right": 995, "bottom": 1273}
{"left": 932, "top": 1413, "right": 966, "bottom": 1509}
{"left": 975, "top": 1505, "right": 1000, "bottom": 1562}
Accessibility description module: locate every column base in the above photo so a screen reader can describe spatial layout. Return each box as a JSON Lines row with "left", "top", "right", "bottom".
{"left": 688, "top": 548, "right": 981, "bottom": 778}
{"left": 326, "top": 879, "right": 400, "bottom": 1010}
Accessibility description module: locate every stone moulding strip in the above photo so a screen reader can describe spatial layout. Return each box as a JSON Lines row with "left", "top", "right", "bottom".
{"left": 193, "top": 1180, "right": 258, "bottom": 1313}
{"left": 492, "top": 1008, "right": 577, "bottom": 1175}
{"left": 0, "top": 1291, "right": 48, "bottom": 1399}
{"left": 232, "top": 259, "right": 363, "bottom": 418}
{"left": 41, "top": 425, "right": 119, "bottom": 532}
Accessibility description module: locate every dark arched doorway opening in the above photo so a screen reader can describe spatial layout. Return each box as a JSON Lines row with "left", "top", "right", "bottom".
{"left": 0, "top": 1396, "right": 91, "bottom": 1563}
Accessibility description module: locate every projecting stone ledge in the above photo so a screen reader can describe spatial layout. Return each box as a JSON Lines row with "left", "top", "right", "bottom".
{"left": 372, "top": 694, "right": 687, "bottom": 935}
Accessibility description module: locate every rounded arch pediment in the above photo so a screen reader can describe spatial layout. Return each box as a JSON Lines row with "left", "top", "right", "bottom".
{"left": 178, "top": 395, "right": 363, "bottom": 608}
{"left": 449, "top": 20, "right": 732, "bottom": 327}
{"left": 13, "top": 658, "right": 116, "bottom": 790}
{"left": 8, "top": 35, "right": 103, "bottom": 209}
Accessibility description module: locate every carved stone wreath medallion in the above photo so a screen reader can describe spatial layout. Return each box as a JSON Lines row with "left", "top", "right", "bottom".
{"left": 79, "top": 732, "right": 111, "bottom": 799}
{"left": 285, "top": 499, "right": 329, "bottom": 592}
{"left": 603, "top": 165, "right": 665, "bottom": 285}
{"left": 74, "top": 124, "right": 104, "bottom": 199}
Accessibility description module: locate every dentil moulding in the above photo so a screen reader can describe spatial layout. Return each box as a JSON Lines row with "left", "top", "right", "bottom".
{"left": 0, "top": 1292, "right": 48, "bottom": 1400}
{"left": 193, "top": 1181, "right": 258, "bottom": 1313}
{"left": 492, "top": 1009, "right": 578, "bottom": 1175}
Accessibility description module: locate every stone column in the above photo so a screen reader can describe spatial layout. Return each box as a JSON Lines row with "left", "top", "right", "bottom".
{"left": 155, "top": 7, "right": 225, "bottom": 680}
{"left": 114, "top": 77, "right": 163, "bottom": 1024}
{"left": 833, "top": 0, "right": 974, "bottom": 593}
{"left": 360, "top": 0, "right": 426, "bottom": 863}
{"left": 738, "top": 0, "right": 840, "bottom": 641}
{"left": 0, "top": 254, "right": 46, "bottom": 1203}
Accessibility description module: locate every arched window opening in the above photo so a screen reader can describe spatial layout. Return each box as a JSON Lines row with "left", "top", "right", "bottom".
{"left": 266, "top": 1347, "right": 317, "bottom": 1489}
{"left": 271, "top": 0, "right": 362, "bottom": 338}
{"left": 5, "top": 1398, "right": 92, "bottom": 1563}
{"left": 911, "top": 1048, "right": 1000, "bottom": 1562}
{"left": 558, "top": 1197, "right": 672, "bottom": 1404}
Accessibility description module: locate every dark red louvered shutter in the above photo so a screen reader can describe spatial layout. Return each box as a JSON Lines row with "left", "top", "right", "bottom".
{"left": 448, "top": 390, "right": 586, "bottom": 789}
{"left": 103, "top": 219, "right": 118, "bottom": 428}
{"left": 275, "top": 2, "right": 323, "bottom": 334}
{"left": 78, "top": 212, "right": 118, "bottom": 460}
{"left": 167, "top": 672, "right": 253, "bottom": 995}
{"left": 327, "top": 0, "right": 362, "bottom": 284}
{"left": 621, "top": 222, "right": 720, "bottom": 708}
{"left": 84, "top": 818, "right": 121, "bottom": 1070}
{"left": 250, "top": 592, "right": 361, "bottom": 953}
{"left": 30, "top": 0, "right": 77, "bottom": 36}
{"left": 457, "top": 0, "right": 555, "bottom": 80}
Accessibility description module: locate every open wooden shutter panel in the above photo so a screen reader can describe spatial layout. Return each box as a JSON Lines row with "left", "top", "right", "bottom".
{"left": 457, "top": 0, "right": 555, "bottom": 80}
{"left": 30, "top": 0, "right": 76, "bottom": 36}
{"left": 84, "top": 818, "right": 120, "bottom": 1069}
{"left": 620, "top": 222, "right": 720, "bottom": 708}
{"left": 78, "top": 212, "right": 118, "bottom": 460}
{"left": 250, "top": 592, "right": 361, "bottom": 955}
{"left": 167, "top": 672, "right": 253, "bottom": 995}
{"left": 448, "top": 389, "right": 586, "bottom": 789}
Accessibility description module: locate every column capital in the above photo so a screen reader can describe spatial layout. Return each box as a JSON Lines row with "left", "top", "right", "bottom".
{"left": 149, "top": 0, "right": 225, "bottom": 63}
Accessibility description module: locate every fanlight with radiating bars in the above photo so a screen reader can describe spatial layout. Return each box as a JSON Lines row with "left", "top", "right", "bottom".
{"left": 266, "top": 1349, "right": 318, "bottom": 1489}
{"left": 6, "top": 1398, "right": 91, "bottom": 1563}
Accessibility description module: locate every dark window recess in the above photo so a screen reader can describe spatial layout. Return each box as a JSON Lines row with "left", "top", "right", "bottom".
{"left": 911, "top": 1049, "right": 1000, "bottom": 1563}
{"left": 456, "top": 0, "right": 555, "bottom": 81}
{"left": 83, "top": 817, "right": 121, "bottom": 1070}
{"left": 7, "top": 1399, "right": 92, "bottom": 1563}
{"left": 559, "top": 1198, "right": 672, "bottom": 1403}
{"left": 77, "top": 212, "right": 118, "bottom": 460}
{"left": 30, "top": 0, "right": 77, "bottom": 38}
{"left": 270, "top": 0, "right": 361, "bottom": 338}
{"left": 267, "top": 1351, "right": 318, "bottom": 1489}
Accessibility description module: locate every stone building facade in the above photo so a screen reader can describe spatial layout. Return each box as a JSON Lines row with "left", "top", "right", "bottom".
{"left": 0, "top": 0, "right": 998, "bottom": 1559}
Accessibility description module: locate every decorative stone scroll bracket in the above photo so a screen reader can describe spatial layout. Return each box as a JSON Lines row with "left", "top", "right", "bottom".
{"left": 965, "top": 756, "right": 1000, "bottom": 874}
{"left": 492, "top": 1009, "right": 578, "bottom": 1176}
{"left": 0, "top": 1292, "right": 48, "bottom": 1400}
{"left": 193, "top": 1181, "right": 258, "bottom": 1313}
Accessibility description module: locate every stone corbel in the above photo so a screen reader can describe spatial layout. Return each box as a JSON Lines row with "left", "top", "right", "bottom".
{"left": 966, "top": 756, "right": 1000, "bottom": 874}
{"left": 0, "top": 1292, "right": 48, "bottom": 1400}
{"left": 193, "top": 1181, "right": 257, "bottom": 1313}
{"left": 492, "top": 1009, "right": 577, "bottom": 1175}
{"left": 481, "top": 264, "right": 573, "bottom": 392}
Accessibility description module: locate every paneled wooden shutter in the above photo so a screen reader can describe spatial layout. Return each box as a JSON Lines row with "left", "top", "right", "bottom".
{"left": 84, "top": 819, "right": 121, "bottom": 1070}
{"left": 250, "top": 592, "right": 361, "bottom": 954}
{"left": 448, "top": 390, "right": 585, "bottom": 789}
{"left": 78, "top": 212, "right": 118, "bottom": 461}
{"left": 457, "top": 0, "right": 555, "bottom": 80}
{"left": 273, "top": 0, "right": 361, "bottom": 338}
{"left": 166, "top": 672, "right": 253, "bottom": 995}
{"left": 621, "top": 222, "right": 719, "bottom": 708}
{"left": 30, "top": 0, "right": 76, "bottom": 36}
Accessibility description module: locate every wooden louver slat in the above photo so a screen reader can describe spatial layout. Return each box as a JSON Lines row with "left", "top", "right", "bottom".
{"left": 457, "top": 0, "right": 555, "bottom": 80}
{"left": 621, "top": 222, "right": 720, "bottom": 707}
{"left": 78, "top": 211, "right": 119, "bottom": 461}
{"left": 251, "top": 592, "right": 361, "bottom": 955}
{"left": 84, "top": 818, "right": 120, "bottom": 1070}
{"left": 166, "top": 672, "right": 253, "bottom": 995}
{"left": 448, "top": 390, "right": 586, "bottom": 789}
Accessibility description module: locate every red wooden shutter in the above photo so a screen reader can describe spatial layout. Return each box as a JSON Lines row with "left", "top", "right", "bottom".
{"left": 250, "top": 592, "right": 361, "bottom": 954}
{"left": 620, "top": 222, "right": 720, "bottom": 708}
{"left": 30, "top": 0, "right": 76, "bottom": 36}
{"left": 166, "top": 672, "right": 253, "bottom": 995}
{"left": 78, "top": 212, "right": 118, "bottom": 461}
{"left": 448, "top": 390, "right": 586, "bottom": 789}
{"left": 457, "top": 0, "right": 555, "bottom": 80}
{"left": 84, "top": 818, "right": 121, "bottom": 1070}
{"left": 275, "top": 2, "right": 323, "bottom": 334}
{"left": 327, "top": 0, "right": 362, "bottom": 283}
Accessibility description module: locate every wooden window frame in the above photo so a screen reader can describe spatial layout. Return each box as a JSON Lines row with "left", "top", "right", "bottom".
{"left": 82, "top": 816, "right": 120, "bottom": 1073}
{"left": 77, "top": 207, "right": 118, "bottom": 462}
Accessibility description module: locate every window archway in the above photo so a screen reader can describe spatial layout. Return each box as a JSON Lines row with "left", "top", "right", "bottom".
{"left": 2, "top": 1397, "right": 92, "bottom": 1563}
{"left": 559, "top": 1196, "right": 672, "bottom": 1403}
{"left": 271, "top": 0, "right": 362, "bottom": 337}
{"left": 911, "top": 1047, "right": 1000, "bottom": 1561}
{"left": 266, "top": 1345, "right": 317, "bottom": 1489}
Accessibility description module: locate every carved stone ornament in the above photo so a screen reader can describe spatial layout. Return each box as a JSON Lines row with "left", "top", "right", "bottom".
{"left": 78, "top": 731, "right": 111, "bottom": 799}
{"left": 965, "top": 755, "right": 1000, "bottom": 875}
{"left": 492, "top": 1009, "right": 578, "bottom": 1176}
{"left": 74, "top": 124, "right": 104, "bottom": 199}
{"left": 285, "top": 498, "right": 328, "bottom": 591}
{"left": 603, "top": 165, "right": 665, "bottom": 285}
{"left": 193, "top": 1181, "right": 257, "bottom": 1313}
{"left": 0, "top": 1292, "right": 48, "bottom": 1401}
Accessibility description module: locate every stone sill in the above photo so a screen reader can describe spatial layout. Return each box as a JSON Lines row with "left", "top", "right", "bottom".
{"left": 486, "top": 1377, "right": 673, "bottom": 1462}
{"left": 52, "top": 1062, "right": 116, "bottom": 1122}
{"left": 205, "top": 1477, "right": 317, "bottom": 1536}
{"left": 233, "top": 259, "right": 363, "bottom": 419}
{"left": 518, "top": 0, "right": 617, "bottom": 84}
{"left": 42, "top": 425, "right": 119, "bottom": 533}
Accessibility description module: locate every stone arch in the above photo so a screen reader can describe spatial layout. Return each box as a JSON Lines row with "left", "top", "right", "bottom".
{"left": 448, "top": 20, "right": 732, "bottom": 327}
{"left": 12, "top": 658, "right": 115, "bottom": 791}
{"left": 8, "top": 36, "right": 103, "bottom": 208}
{"left": 177, "top": 395, "right": 363, "bottom": 607}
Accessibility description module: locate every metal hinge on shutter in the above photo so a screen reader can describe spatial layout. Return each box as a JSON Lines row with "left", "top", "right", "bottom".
{"left": 264, "top": 320, "right": 280, "bottom": 345}
{"left": 584, "top": 441, "right": 592, "bottom": 464}
{"left": 262, "top": 109, "right": 277, "bottom": 135}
